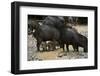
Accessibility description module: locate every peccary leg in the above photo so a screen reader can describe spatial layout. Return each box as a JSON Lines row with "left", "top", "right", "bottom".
{"left": 84, "top": 46, "right": 88, "bottom": 53}
{"left": 37, "top": 42, "right": 40, "bottom": 51}
{"left": 66, "top": 43, "right": 69, "bottom": 52}
{"left": 75, "top": 45, "right": 78, "bottom": 52}
{"left": 52, "top": 44, "right": 55, "bottom": 51}
{"left": 52, "top": 40, "right": 56, "bottom": 51}
{"left": 37, "top": 39, "right": 42, "bottom": 51}
{"left": 42, "top": 42, "right": 47, "bottom": 51}
{"left": 73, "top": 44, "right": 78, "bottom": 52}
{"left": 59, "top": 41, "right": 65, "bottom": 52}
{"left": 76, "top": 45, "right": 78, "bottom": 52}
{"left": 60, "top": 44, "right": 65, "bottom": 52}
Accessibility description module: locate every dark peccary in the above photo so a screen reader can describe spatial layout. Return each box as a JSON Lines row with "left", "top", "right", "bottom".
{"left": 77, "top": 34, "right": 88, "bottom": 52}
{"left": 43, "top": 16, "right": 65, "bottom": 29}
{"left": 66, "top": 33, "right": 88, "bottom": 53}
{"left": 64, "top": 23, "right": 80, "bottom": 52}
{"left": 60, "top": 27, "right": 88, "bottom": 53}
{"left": 33, "top": 25, "right": 60, "bottom": 51}
{"left": 59, "top": 27, "right": 80, "bottom": 52}
{"left": 32, "top": 16, "right": 65, "bottom": 51}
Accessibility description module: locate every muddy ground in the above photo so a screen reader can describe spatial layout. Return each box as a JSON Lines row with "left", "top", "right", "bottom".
{"left": 28, "top": 25, "right": 88, "bottom": 61}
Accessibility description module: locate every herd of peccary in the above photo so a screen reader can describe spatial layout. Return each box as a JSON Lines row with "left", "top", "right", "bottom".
{"left": 28, "top": 16, "right": 88, "bottom": 53}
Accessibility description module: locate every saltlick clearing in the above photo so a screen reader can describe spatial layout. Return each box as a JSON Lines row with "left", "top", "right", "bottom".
{"left": 28, "top": 25, "right": 88, "bottom": 61}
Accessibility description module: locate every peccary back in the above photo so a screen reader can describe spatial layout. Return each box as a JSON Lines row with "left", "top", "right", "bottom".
{"left": 43, "top": 16, "right": 65, "bottom": 29}
{"left": 34, "top": 25, "right": 60, "bottom": 41}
